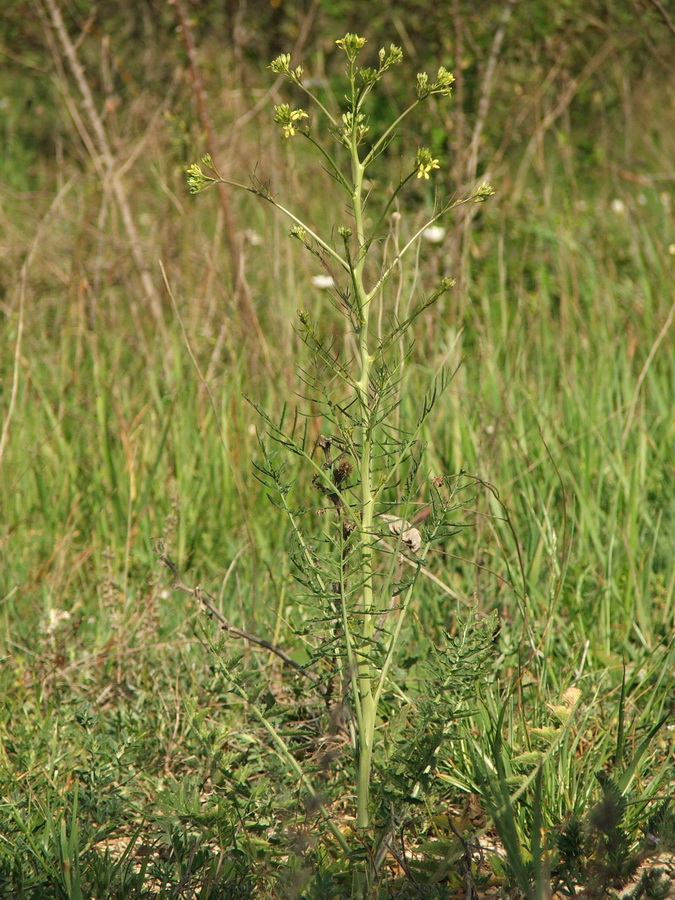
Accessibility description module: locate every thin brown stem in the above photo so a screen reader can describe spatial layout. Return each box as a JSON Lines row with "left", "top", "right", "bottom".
{"left": 455, "top": 0, "right": 517, "bottom": 315}
{"left": 170, "top": 0, "right": 273, "bottom": 374}
{"left": 41, "top": 0, "right": 170, "bottom": 347}
{"left": 645, "top": 0, "right": 675, "bottom": 39}
{"left": 0, "top": 179, "right": 76, "bottom": 470}
{"left": 156, "top": 547, "right": 318, "bottom": 682}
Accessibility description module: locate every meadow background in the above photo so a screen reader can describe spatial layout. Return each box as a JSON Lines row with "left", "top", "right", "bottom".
{"left": 1, "top": 1, "right": 674, "bottom": 897}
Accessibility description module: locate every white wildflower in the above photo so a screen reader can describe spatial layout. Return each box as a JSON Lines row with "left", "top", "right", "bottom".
{"left": 245, "top": 229, "right": 263, "bottom": 246}
{"left": 422, "top": 225, "right": 446, "bottom": 244}
{"left": 311, "top": 275, "right": 335, "bottom": 289}
{"left": 44, "top": 608, "right": 71, "bottom": 636}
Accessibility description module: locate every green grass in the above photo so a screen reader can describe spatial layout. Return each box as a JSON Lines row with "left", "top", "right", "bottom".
{"left": 1, "top": 26, "right": 674, "bottom": 899}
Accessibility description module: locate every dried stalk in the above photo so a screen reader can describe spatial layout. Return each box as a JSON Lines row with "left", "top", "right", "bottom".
{"left": 449, "top": 0, "right": 517, "bottom": 310}
{"left": 510, "top": 36, "right": 621, "bottom": 202}
{"left": 646, "top": 0, "right": 675, "bottom": 39}
{"left": 464, "top": 0, "right": 518, "bottom": 187}
{"left": 156, "top": 545, "right": 318, "bottom": 682}
{"left": 0, "top": 179, "right": 76, "bottom": 470}
{"left": 170, "top": 0, "right": 272, "bottom": 371}
{"left": 40, "top": 0, "right": 170, "bottom": 347}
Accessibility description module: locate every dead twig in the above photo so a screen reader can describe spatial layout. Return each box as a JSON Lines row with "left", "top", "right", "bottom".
{"left": 155, "top": 543, "right": 318, "bottom": 682}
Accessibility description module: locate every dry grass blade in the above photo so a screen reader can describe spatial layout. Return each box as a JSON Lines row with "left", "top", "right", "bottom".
{"left": 0, "top": 178, "right": 76, "bottom": 470}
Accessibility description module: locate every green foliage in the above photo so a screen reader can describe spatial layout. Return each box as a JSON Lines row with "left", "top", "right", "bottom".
{"left": 377, "top": 612, "right": 499, "bottom": 811}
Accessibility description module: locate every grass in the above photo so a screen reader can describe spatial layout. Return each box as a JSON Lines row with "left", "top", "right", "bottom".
{"left": 1, "top": 19, "right": 674, "bottom": 898}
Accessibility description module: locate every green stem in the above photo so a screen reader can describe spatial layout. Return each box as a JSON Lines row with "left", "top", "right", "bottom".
{"left": 363, "top": 99, "right": 420, "bottom": 167}
{"left": 216, "top": 177, "right": 350, "bottom": 273}
{"left": 294, "top": 80, "right": 339, "bottom": 130}
{"left": 346, "top": 68, "right": 378, "bottom": 831}
{"left": 373, "top": 549, "right": 428, "bottom": 708}
{"left": 368, "top": 193, "right": 478, "bottom": 301}
{"left": 303, "top": 134, "right": 352, "bottom": 193}
{"left": 245, "top": 689, "right": 352, "bottom": 854}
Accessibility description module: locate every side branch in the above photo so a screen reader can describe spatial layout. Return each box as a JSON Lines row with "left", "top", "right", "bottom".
{"left": 156, "top": 545, "right": 318, "bottom": 682}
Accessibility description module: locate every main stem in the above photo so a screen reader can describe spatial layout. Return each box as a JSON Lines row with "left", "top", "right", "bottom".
{"left": 349, "top": 91, "right": 377, "bottom": 831}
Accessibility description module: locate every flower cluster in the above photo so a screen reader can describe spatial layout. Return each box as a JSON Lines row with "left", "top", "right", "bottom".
{"left": 273, "top": 103, "right": 309, "bottom": 138}
{"left": 269, "top": 53, "right": 304, "bottom": 82}
{"left": 335, "top": 33, "right": 367, "bottom": 61}
{"left": 290, "top": 225, "right": 307, "bottom": 242}
{"left": 415, "top": 148, "right": 440, "bottom": 180}
{"left": 186, "top": 154, "right": 217, "bottom": 194}
{"left": 416, "top": 66, "right": 455, "bottom": 100}
{"left": 359, "top": 43, "right": 404, "bottom": 86}
{"left": 378, "top": 43, "right": 403, "bottom": 70}
{"left": 474, "top": 181, "right": 495, "bottom": 202}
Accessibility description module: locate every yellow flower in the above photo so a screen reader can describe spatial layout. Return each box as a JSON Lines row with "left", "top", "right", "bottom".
{"left": 282, "top": 109, "right": 308, "bottom": 138}
{"left": 417, "top": 158, "right": 440, "bottom": 179}
{"left": 274, "top": 105, "right": 309, "bottom": 138}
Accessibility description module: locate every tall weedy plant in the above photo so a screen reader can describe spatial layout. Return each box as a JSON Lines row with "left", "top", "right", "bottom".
{"left": 187, "top": 34, "right": 493, "bottom": 834}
